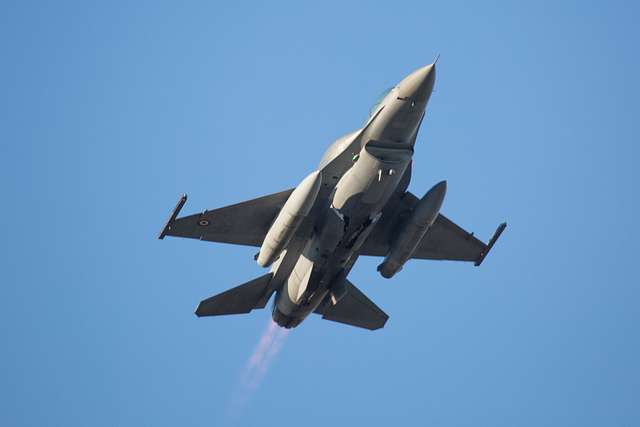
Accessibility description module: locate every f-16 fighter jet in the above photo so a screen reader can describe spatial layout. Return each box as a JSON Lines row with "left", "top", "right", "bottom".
{"left": 159, "top": 62, "right": 506, "bottom": 330}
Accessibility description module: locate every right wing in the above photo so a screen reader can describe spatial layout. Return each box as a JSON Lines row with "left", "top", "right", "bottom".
{"left": 158, "top": 189, "right": 293, "bottom": 247}
{"left": 360, "top": 191, "right": 506, "bottom": 265}
{"left": 413, "top": 213, "right": 501, "bottom": 263}
{"left": 314, "top": 280, "right": 389, "bottom": 330}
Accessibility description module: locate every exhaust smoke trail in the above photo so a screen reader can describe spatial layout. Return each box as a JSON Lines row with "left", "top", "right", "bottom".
{"left": 247, "top": 324, "right": 289, "bottom": 392}
{"left": 226, "top": 319, "right": 290, "bottom": 423}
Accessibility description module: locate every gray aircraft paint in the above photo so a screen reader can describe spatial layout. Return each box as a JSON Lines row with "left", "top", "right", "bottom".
{"left": 257, "top": 171, "right": 321, "bottom": 268}
{"left": 268, "top": 64, "right": 436, "bottom": 328}
{"left": 159, "top": 62, "right": 506, "bottom": 331}
{"left": 378, "top": 180, "right": 447, "bottom": 278}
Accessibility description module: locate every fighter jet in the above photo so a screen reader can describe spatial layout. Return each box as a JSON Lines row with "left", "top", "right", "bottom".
{"left": 159, "top": 62, "right": 506, "bottom": 330}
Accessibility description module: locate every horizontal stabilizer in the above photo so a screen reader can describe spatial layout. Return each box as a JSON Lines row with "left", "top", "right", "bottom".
{"left": 315, "top": 280, "right": 388, "bottom": 330}
{"left": 195, "top": 273, "right": 275, "bottom": 317}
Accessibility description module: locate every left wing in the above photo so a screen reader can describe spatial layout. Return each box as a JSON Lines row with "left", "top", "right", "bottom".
{"left": 360, "top": 191, "right": 506, "bottom": 265}
{"left": 159, "top": 109, "right": 386, "bottom": 248}
{"left": 158, "top": 189, "right": 293, "bottom": 247}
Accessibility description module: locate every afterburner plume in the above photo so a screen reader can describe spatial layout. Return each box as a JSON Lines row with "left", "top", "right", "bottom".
{"left": 226, "top": 320, "right": 290, "bottom": 423}
{"left": 247, "top": 324, "right": 289, "bottom": 391}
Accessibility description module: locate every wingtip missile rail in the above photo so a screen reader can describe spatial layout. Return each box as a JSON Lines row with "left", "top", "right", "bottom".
{"left": 158, "top": 194, "right": 188, "bottom": 240}
{"left": 474, "top": 222, "right": 507, "bottom": 266}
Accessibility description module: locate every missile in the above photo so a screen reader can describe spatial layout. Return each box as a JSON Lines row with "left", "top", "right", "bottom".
{"left": 257, "top": 171, "right": 322, "bottom": 267}
{"left": 377, "top": 180, "right": 447, "bottom": 278}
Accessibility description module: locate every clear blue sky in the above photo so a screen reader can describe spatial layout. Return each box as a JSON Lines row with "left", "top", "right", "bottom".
{"left": 2, "top": 1, "right": 638, "bottom": 426}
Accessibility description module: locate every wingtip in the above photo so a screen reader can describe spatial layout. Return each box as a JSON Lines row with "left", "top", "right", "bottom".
{"left": 194, "top": 304, "right": 205, "bottom": 317}
{"left": 474, "top": 221, "right": 507, "bottom": 266}
{"left": 158, "top": 194, "right": 188, "bottom": 240}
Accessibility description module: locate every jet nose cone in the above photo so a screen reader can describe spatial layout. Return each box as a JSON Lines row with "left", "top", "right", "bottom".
{"left": 398, "top": 63, "right": 436, "bottom": 102}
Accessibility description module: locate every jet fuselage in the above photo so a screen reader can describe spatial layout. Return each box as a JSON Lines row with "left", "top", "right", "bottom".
{"left": 270, "top": 64, "right": 437, "bottom": 328}
{"left": 160, "top": 60, "right": 505, "bottom": 330}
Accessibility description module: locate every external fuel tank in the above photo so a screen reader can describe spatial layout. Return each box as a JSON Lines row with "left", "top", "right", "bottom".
{"left": 257, "top": 171, "right": 322, "bottom": 267}
{"left": 377, "top": 180, "right": 447, "bottom": 278}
